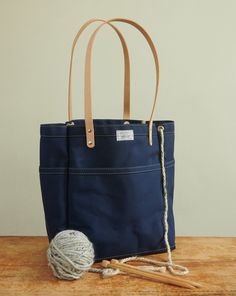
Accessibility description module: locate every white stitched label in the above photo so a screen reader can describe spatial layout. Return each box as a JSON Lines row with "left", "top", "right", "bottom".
{"left": 116, "top": 130, "right": 134, "bottom": 141}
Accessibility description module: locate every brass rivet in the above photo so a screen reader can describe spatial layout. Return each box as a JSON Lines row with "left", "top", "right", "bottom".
{"left": 88, "top": 129, "right": 92, "bottom": 133}
{"left": 88, "top": 140, "right": 92, "bottom": 145}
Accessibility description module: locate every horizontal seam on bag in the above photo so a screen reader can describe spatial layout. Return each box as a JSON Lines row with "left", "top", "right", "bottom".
{"left": 39, "top": 161, "right": 174, "bottom": 170}
{"left": 41, "top": 132, "right": 174, "bottom": 137}
{"left": 68, "top": 166, "right": 174, "bottom": 175}
{"left": 69, "top": 161, "right": 174, "bottom": 171}
{"left": 68, "top": 123, "right": 174, "bottom": 127}
{"left": 75, "top": 124, "right": 149, "bottom": 127}
{"left": 39, "top": 167, "right": 174, "bottom": 175}
{"left": 95, "top": 245, "right": 176, "bottom": 261}
{"left": 39, "top": 164, "right": 174, "bottom": 173}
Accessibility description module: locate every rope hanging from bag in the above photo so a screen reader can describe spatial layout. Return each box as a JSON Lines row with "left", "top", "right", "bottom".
{"left": 157, "top": 126, "right": 189, "bottom": 276}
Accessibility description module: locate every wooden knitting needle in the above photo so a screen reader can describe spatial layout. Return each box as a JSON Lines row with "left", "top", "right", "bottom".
{"left": 109, "top": 259, "right": 202, "bottom": 288}
{"left": 102, "top": 259, "right": 202, "bottom": 289}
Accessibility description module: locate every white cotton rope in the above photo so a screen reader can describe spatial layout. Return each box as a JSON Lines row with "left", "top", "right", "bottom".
{"left": 47, "top": 125, "right": 188, "bottom": 280}
{"left": 157, "top": 126, "right": 189, "bottom": 276}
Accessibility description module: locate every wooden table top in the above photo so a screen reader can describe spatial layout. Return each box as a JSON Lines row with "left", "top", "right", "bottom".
{"left": 0, "top": 236, "right": 235, "bottom": 296}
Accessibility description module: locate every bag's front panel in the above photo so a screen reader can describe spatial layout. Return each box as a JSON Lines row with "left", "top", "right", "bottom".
{"left": 66, "top": 120, "right": 175, "bottom": 260}
{"left": 68, "top": 164, "right": 175, "bottom": 260}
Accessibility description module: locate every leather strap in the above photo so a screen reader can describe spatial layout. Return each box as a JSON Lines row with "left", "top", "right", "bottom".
{"left": 84, "top": 18, "right": 159, "bottom": 148}
{"left": 68, "top": 18, "right": 130, "bottom": 121}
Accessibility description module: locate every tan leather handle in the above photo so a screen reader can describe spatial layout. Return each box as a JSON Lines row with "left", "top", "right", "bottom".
{"left": 84, "top": 18, "right": 160, "bottom": 148}
{"left": 68, "top": 18, "right": 130, "bottom": 121}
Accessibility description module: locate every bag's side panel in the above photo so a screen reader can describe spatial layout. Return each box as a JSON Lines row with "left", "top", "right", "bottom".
{"left": 166, "top": 164, "right": 175, "bottom": 248}
{"left": 163, "top": 127, "right": 175, "bottom": 248}
{"left": 39, "top": 125, "right": 68, "bottom": 240}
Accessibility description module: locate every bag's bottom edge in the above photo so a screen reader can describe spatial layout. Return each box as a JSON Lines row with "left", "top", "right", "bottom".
{"left": 94, "top": 244, "right": 176, "bottom": 262}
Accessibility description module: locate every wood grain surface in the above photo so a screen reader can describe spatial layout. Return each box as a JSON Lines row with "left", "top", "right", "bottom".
{"left": 0, "top": 237, "right": 235, "bottom": 296}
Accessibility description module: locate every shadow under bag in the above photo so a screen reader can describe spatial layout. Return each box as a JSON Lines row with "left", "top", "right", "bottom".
{"left": 39, "top": 18, "right": 176, "bottom": 261}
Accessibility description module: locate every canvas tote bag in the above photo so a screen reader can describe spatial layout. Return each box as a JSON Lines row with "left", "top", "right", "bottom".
{"left": 39, "top": 18, "right": 176, "bottom": 262}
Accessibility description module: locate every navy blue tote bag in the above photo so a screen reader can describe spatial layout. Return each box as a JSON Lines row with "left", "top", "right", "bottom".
{"left": 39, "top": 18, "right": 176, "bottom": 261}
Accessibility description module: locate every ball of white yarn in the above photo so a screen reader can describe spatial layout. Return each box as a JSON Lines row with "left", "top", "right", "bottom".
{"left": 47, "top": 230, "right": 95, "bottom": 280}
